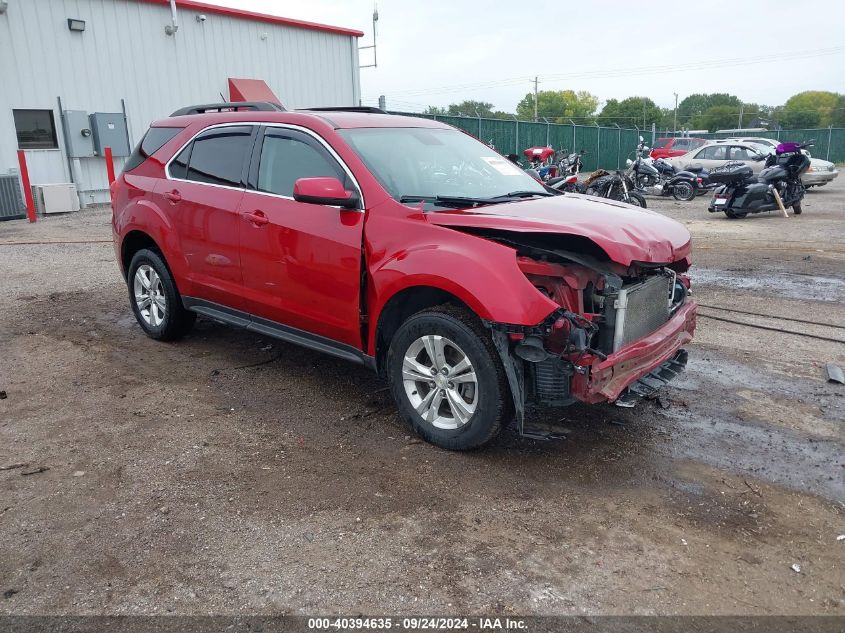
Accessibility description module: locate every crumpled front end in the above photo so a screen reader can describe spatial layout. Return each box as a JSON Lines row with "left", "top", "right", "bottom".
{"left": 479, "top": 232, "right": 697, "bottom": 437}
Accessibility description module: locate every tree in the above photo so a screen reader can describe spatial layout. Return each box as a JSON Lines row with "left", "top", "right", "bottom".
{"left": 690, "top": 105, "right": 744, "bottom": 132}
{"left": 831, "top": 95, "right": 845, "bottom": 128}
{"left": 677, "top": 93, "right": 742, "bottom": 120}
{"left": 780, "top": 91, "right": 840, "bottom": 128}
{"left": 515, "top": 90, "right": 598, "bottom": 123}
{"left": 596, "top": 97, "right": 663, "bottom": 129}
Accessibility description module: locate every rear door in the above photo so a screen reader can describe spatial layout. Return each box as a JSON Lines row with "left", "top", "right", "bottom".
{"left": 159, "top": 125, "right": 257, "bottom": 309}
{"left": 237, "top": 125, "right": 365, "bottom": 348}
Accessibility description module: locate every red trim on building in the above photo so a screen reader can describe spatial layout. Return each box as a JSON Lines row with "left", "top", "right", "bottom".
{"left": 135, "top": 0, "right": 364, "bottom": 37}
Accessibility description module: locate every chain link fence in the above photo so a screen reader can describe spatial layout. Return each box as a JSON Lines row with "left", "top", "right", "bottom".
{"left": 390, "top": 111, "right": 845, "bottom": 168}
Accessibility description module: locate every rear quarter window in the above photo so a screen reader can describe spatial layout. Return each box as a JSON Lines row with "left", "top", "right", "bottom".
{"left": 123, "top": 127, "right": 184, "bottom": 172}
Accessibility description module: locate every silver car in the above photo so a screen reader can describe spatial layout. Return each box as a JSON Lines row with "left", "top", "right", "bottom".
{"left": 669, "top": 141, "right": 769, "bottom": 174}
{"left": 719, "top": 137, "right": 838, "bottom": 187}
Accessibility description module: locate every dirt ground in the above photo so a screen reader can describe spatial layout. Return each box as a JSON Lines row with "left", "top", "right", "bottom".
{"left": 0, "top": 178, "right": 843, "bottom": 617}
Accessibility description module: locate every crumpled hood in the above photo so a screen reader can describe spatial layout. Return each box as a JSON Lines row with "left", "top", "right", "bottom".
{"left": 426, "top": 193, "right": 692, "bottom": 266}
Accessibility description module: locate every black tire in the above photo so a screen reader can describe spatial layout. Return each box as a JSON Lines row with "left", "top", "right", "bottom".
{"left": 671, "top": 181, "right": 696, "bottom": 201}
{"left": 127, "top": 248, "right": 196, "bottom": 341}
{"left": 625, "top": 191, "right": 647, "bottom": 208}
{"left": 725, "top": 210, "right": 747, "bottom": 219}
{"left": 792, "top": 200, "right": 803, "bottom": 214}
{"left": 386, "top": 305, "right": 513, "bottom": 451}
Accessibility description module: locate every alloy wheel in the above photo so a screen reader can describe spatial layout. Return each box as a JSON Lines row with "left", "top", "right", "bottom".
{"left": 402, "top": 335, "right": 478, "bottom": 430}
{"left": 133, "top": 264, "right": 167, "bottom": 327}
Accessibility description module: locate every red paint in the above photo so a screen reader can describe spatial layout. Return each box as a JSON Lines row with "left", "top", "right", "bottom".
{"left": 112, "top": 109, "right": 697, "bottom": 409}
{"left": 135, "top": 0, "right": 363, "bottom": 37}
{"left": 16, "top": 150, "right": 36, "bottom": 223}
{"left": 104, "top": 147, "right": 116, "bottom": 185}
{"left": 650, "top": 138, "right": 708, "bottom": 159}
{"left": 228, "top": 78, "right": 281, "bottom": 105}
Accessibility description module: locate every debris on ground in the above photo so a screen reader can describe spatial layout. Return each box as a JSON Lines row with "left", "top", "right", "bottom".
{"left": 791, "top": 563, "right": 801, "bottom": 573}
{"left": 0, "top": 390, "right": 6, "bottom": 399}
{"left": 20, "top": 466, "right": 49, "bottom": 476}
{"left": 3, "top": 589, "right": 19, "bottom": 599}
{"left": 0, "top": 463, "right": 28, "bottom": 471}
{"left": 837, "top": 534, "right": 845, "bottom": 542}
{"left": 825, "top": 363, "right": 844, "bottom": 384}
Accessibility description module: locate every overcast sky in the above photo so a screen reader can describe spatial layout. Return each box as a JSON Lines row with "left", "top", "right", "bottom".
{"left": 212, "top": 0, "right": 845, "bottom": 113}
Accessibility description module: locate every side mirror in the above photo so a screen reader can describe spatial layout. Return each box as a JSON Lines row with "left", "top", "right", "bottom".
{"left": 638, "top": 135, "right": 644, "bottom": 142}
{"left": 625, "top": 159, "right": 633, "bottom": 167}
{"left": 293, "top": 177, "right": 359, "bottom": 209}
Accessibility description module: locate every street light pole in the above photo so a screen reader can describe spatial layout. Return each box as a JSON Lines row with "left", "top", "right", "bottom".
{"left": 532, "top": 76, "right": 540, "bottom": 122}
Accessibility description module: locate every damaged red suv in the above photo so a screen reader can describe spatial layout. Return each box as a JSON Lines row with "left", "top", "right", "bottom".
{"left": 112, "top": 102, "right": 697, "bottom": 450}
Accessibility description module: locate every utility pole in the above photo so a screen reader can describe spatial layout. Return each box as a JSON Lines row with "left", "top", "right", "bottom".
{"left": 532, "top": 76, "right": 539, "bottom": 122}
{"left": 358, "top": 4, "right": 379, "bottom": 69}
{"left": 738, "top": 103, "right": 744, "bottom": 129}
{"left": 643, "top": 99, "right": 646, "bottom": 130}
{"left": 673, "top": 92, "right": 678, "bottom": 135}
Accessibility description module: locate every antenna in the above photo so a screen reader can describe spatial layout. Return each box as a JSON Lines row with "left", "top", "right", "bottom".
{"left": 359, "top": 4, "right": 379, "bottom": 69}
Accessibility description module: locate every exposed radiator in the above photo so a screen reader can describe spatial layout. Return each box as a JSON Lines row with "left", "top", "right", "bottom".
{"left": 0, "top": 173, "right": 25, "bottom": 221}
{"left": 611, "top": 274, "right": 673, "bottom": 351}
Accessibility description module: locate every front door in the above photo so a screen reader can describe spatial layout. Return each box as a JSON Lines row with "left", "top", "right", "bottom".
{"left": 160, "top": 125, "right": 257, "bottom": 309}
{"left": 238, "top": 126, "right": 365, "bottom": 348}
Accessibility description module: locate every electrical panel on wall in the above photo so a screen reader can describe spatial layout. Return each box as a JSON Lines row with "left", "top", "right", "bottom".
{"left": 63, "top": 110, "right": 95, "bottom": 158}
{"left": 89, "top": 112, "right": 130, "bottom": 156}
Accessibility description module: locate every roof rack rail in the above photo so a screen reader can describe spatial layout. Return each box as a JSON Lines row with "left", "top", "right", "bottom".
{"left": 170, "top": 101, "right": 286, "bottom": 116}
{"left": 299, "top": 106, "right": 387, "bottom": 114}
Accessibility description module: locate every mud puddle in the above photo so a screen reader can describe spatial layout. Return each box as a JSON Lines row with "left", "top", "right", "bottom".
{"left": 692, "top": 268, "right": 845, "bottom": 302}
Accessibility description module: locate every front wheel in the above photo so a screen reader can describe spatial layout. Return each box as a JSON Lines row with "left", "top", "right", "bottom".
{"left": 671, "top": 181, "right": 696, "bottom": 201}
{"left": 625, "top": 191, "right": 647, "bottom": 208}
{"left": 386, "top": 306, "right": 512, "bottom": 450}
{"left": 792, "top": 200, "right": 803, "bottom": 214}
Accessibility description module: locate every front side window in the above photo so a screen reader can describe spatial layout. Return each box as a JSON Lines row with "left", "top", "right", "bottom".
{"left": 338, "top": 127, "right": 546, "bottom": 207}
{"left": 257, "top": 130, "right": 347, "bottom": 197}
{"left": 13, "top": 109, "right": 58, "bottom": 149}
{"left": 698, "top": 145, "right": 727, "bottom": 160}
{"left": 181, "top": 126, "right": 254, "bottom": 187}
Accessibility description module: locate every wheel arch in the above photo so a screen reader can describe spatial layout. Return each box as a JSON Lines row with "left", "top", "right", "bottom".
{"left": 121, "top": 230, "right": 163, "bottom": 279}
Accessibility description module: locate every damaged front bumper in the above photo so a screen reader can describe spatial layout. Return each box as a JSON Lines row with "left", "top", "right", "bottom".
{"left": 490, "top": 300, "right": 697, "bottom": 439}
{"left": 572, "top": 300, "right": 697, "bottom": 403}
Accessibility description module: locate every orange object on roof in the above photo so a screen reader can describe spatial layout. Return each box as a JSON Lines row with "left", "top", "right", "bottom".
{"left": 228, "top": 78, "right": 282, "bottom": 105}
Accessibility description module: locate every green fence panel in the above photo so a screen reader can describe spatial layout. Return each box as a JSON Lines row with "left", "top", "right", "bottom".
{"left": 389, "top": 112, "right": 845, "bottom": 167}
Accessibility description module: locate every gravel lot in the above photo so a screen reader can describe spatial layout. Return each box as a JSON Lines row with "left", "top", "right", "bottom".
{"left": 0, "top": 179, "right": 843, "bottom": 616}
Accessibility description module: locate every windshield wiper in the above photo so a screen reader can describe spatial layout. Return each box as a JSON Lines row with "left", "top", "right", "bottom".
{"left": 399, "top": 191, "right": 551, "bottom": 208}
{"left": 399, "top": 195, "right": 500, "bottom": 208}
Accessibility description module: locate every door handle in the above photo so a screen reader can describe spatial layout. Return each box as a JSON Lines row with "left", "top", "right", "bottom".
{"left": 244, "top": 210, "right": 269, "bottom": 226}
{"left": 164, "top": 189, "right": 182, "bottom": 203}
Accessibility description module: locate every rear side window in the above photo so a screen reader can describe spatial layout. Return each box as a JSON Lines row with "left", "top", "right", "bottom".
{"left": 256, "top": 129, "right": 347, "bottom": 197}
{"left": 182, "top": 126, "right": 254, "bottom": 187}
{"left": 124, "top": 127, "right": 183, "bottom": 172}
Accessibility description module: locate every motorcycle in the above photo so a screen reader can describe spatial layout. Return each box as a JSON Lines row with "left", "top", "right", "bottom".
{"left": 523, "top": 146, "right": 558, "bottom": 181}
{"left": 708, "top": 141, "right": 813, "bottom": 218}
{"left": 583, "top": 168, "right": 647, "bottom": 208}
{"left": 556, "top": 149, "right": 587, "bottom": 176}
{"left": 627, "top": 138, "right": 702, "bottom": 201}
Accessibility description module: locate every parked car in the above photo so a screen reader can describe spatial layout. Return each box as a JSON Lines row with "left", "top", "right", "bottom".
{"left": 111, "top": 102, "right": 697, "bottom": 450}
{"left": 650, "top": 137, "right": 707, "bottom": 159}
{"left": 717, "top": 138, "right": 839, "bottom": 187}
{"left": 670, "top": 141, "right": 769, "bottom": 174}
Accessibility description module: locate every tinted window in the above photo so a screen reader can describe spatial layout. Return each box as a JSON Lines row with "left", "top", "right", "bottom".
{"left": 257, "top": 130, "right": 346, "bottom": 197}
{"left": 169, "top": 144, "right": 192, "bottom": 180}
{"left": 125, "top": 126, "right": 183, "bottom": 172}
{"left": 185, "top": 126, "right": 254, "bottom": 187}
{"left": 13, "top": 109, "right": 58, "bottom": 149}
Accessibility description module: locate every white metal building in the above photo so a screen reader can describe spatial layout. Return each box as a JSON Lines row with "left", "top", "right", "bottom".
{"left": 0, "top": 0, "right": 363, "bottom": 209}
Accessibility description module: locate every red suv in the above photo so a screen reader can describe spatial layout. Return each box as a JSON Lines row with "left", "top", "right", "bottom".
{"left": 650, "top": 137, "right": 707, "bottom": 159}
{"left": 112, "top": 102, "right": 697, "bottom": 450}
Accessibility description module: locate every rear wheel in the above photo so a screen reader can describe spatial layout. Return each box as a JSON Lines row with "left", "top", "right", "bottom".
{"left": 672, "top": 181, "right": 696, "bottom": 201}
{"left": 625, "top": 191, "right": 647, "bottom": 208}
{"left": 725, "top": 210, "right": 748, "bottom": 219}
{"left": 128, "top": 249, "right": 196, "bottom": 341}
{"left": 386, "top": 305, "right": 512, "bottom": 450}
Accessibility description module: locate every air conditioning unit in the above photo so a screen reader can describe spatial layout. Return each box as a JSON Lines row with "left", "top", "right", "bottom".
{"left": 32, "top": 184, "right": 80, "bottom": 215}
{"left": 0, "top": 173, "right": 26, "bottom": 221}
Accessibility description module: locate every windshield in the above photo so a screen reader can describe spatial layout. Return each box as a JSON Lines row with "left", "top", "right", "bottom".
{"left": 338, "top": 127, "right": 547, "bottom": 208}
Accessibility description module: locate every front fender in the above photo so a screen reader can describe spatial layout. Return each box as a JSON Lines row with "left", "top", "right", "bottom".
{"left": 365, "top": 220, "right": 559, "bottom": 356}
